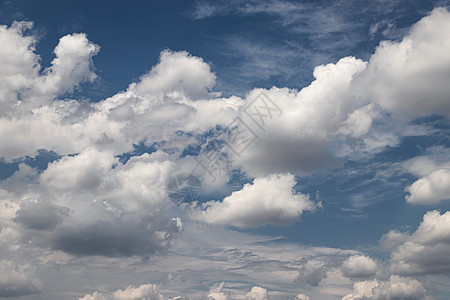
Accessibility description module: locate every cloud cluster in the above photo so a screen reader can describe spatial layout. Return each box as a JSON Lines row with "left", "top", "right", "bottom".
{"left": 0, "top": 21, "right": 98, "bottom": 116}
{"left": 1, "top": 5, "right": 450, "bottom": 299}
{"left": 1, "top": 151, "right": 182, "bottom": 257}
{"left": 80, "top": 283, "right": 272, "bottom": 300}
{"left": 338, "top": 209, "right": 450, "bottom": 299}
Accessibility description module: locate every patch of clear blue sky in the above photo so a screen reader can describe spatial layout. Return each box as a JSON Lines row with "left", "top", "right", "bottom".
{"left": 1, "top": 0, "right": 450, "bottom": 252}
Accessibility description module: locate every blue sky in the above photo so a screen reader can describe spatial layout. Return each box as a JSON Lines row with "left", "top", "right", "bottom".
{"left": 1, "top": 0, "right": 450, "bottom": 299}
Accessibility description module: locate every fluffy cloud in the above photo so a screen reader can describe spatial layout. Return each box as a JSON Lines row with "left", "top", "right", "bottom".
{"left": 2, "top": 5, "right": 450, "bottom": 299}
{"left": 294, "top": 294, "right": 310, "bottom": 300}
{"left": 80, "top": 283, "right": 165, "bottom": 300}
{"left": 384, "top": 210, "right": 450, "bottom": 275}
{"left": 81, "top": 283, "right": 269, "bottom": 300}
{"left": 341, "top": 255, "right": 377, "bottom": 279}
{"left": 0, "top": 21, "right": 37, "bottom": 114}
{"left": 402, "top": 154, "right": 450, "bottom": 204}
{"left": 40, "top": 147, "right": 117, "bottom": 193}
{"left": 231, "top": 57, "right": 367, "bottom": 177}
{"left": 32, "top": 33, "right": 99, "bottom": 98}
{"left": 3, "top": 7, "right": 450, "bottom": 174}
{"left": 356, "top": 7, "right": 450, "bottom": 120}
{"left": 405, "top": 168, "right": 450, "bottom": 204}
{"left": 245, "top": 286, "right": 268, "bottom": 300}
{"left": 132, "top": 50, "right": 216, "bottom": 100}
{"left": 192, "top": 173, "right": 316, "bottom": 228}
{"left": 341, "top": 276, "right": 427, "bottom": 300}
{"left": 112, "top": 284, "right": 165, "bottom": 300}
{"left": 0, "top": 151, "right": 181, "bottom": 257}
{"left": 0, "top": 21, "right": 98, "bottom": 116}
{"left": 41, "top": 149, "right": 174, "bottom": 211}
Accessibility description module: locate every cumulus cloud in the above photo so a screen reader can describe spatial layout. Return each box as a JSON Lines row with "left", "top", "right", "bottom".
{"left": 0, "top": 21, "right": 98, "bottom": 116}
{"left": 294, "top": 294, "right": 310, "bottom": 300}
{"left": 192, "top": 173, "right": 316, "bottom": 228}
{"left": 245, "top": 286, "right": 268, "bottom": 300}
{"left": 341, "top": 255, "right": 377, "bottom": 279}
{"left": 79, "top": 283, "right": 165, "bottom": 300}
{"left": 132, "top": 50, "right": 216, "bottom": 100}
{"left": 231, "top": 56, "right": 367, "bottom": 177}
{"left": 405, "top": 168, "right": 450, "bottom": 204}
{"left": 403, "top": 154, "right": 450, "bottom": 204}
{"left": 356, "top": 7, "right": 450, "bottom": 120}
{"left": 1, "top": 150, "right": 182, "bottom": 257}
{"left": 40, "top": 147, "right": 117, "bottom": 193}
{"left": 341, "top": 276, "right": 427, "bottom": 300}
{"left": 0, "top": 21, "right": 38, "bottom": 112}
{"left": 3, "top": 7, "right": 450, "bottom": 174}
{"left": 383, "top": 210, "right": 450, "bottom": 275}
{"left": 185, "top": 8, "right": 450, "bottom": 179}
{"left": 32, "top": 33, "right": 99, "bottom": 98}
{"left": 79, "top": 292, "right": 109, "bottom": 300}
{"left": 112, "top": 284, "right": 165, "bottom": 300}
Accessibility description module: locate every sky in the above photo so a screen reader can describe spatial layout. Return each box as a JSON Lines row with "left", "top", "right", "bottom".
{"left": 1, "top": 0, "right": 450, "bottom": 299}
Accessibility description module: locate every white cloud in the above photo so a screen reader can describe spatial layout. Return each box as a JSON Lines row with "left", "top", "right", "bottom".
{"left": 192, "top": 173, "right": 316, "bottom": 228}
{"left": 32, "top": 33, "right": 99, "bottom": 98}
{"left": 245, "top": 286, "right": 268, "bottom": 300}
{"left": 405, "top": 168, "right": 450, "bottom": 204}
{"left": 403, "top": 154, "right": 450, "bottom": 204}
{"left": 378, "top": 230, "right": 408, "bottom": 252}
{"left": 0, "top": 151, "right": 181, "bottom": 257}
{"left": 79, "top": 283, "right": 165, "bottom": 300}
{"left": 386, "top": 210, "right": 450, "bottom": 275}
{"left": 40, "top": 147, "right": 116, "bottom": 192}
{"left": 342, "top": 276, "right": 427, "bottom": 300}
{"left": 0, "top": 21, "right": 99, "bottom": 116}
{"left": 0, "top": 21, "right": 38, "bottom": 115}
{"left": 3, "top": 7, "right": 450, "bottom": 175}
{"left": 112, "top": 284, "right": 165, "bottom": 300}
{"left": 294, "top": 294, "right": 310, "bottom": 300}
{"left": 40, "top": 149, "right": 174, "bottom": 211}
{"left": 341, "top": 255, "right": 377, "bottom": 279}
{"left": 79, "top": 292, "right": 109, "bottom": 300}
{"left": 356, "top": 7, "right": 450, "bottom": 120}
{"left": 132, "top": 50, "right": 216, "bottom": 100}
{"left": 2, "top": 6, "right": 450, "bottom": 299}
{"left": 231, "top": 56, "right": 367, "bottom": 177}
